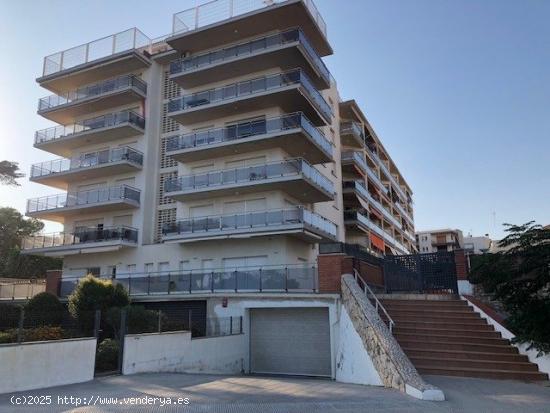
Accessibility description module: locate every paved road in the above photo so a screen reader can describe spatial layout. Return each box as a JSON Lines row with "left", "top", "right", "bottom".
{"left": 0, "top": 373, "right": 549, "bottom": 412}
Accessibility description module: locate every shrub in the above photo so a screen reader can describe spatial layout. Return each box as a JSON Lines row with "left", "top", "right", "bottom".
{"left": 95, "top": 339, "right": 119, "bottom": 372}
{"left": 0, "top": 330, "right": 16, "bottom": 343}
{"left": 0, "top": 303, "right": 21, "bottom": 330}
{"left": 24, "top": 292, "right": 64, "bottom": 327}
{"left": 23, "top": 326, "right": 64, "bottom": 342}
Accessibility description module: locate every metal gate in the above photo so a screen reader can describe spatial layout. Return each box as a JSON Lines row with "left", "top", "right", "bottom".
{"left": 383, "top": 251, "right": 458, "bottom": 294}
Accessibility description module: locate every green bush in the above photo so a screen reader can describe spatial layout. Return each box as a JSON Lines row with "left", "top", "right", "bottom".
{"left": 24, "top": 292, "right": 64, "bottom": 327}
{"left": 0, "top": 330, "right": 16, "bottom": 343}
{"left": 0, "top": 303, "right": 21, "bottom": 330}
{"left": 0, "top": 326, "right": 64, "bottom": 343}
{"left": 95, "top": 338, "right": 119, "bottom": 372}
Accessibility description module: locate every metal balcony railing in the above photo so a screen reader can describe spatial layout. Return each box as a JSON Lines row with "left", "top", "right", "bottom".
{"left": 42, "top": 28, "right": 151, "bottom": 76}
{"left": 38, "top": 75, "right": 147, "bottom": 111}
{"left": 164, "top": 158, "right": 334, "bottom": 196}
{"left": 22, "top": 226, "right": 138, "bottom": 251}
{"left": 163, "top": 207, "right": 337, "bottom": 240}
{"left": 341, "top": 151, "right": 368, "bottom": 174}
{"left": 34, "top": 110, "right": 145, "bottom": 145}
{"left": 30, "top": 147, "right": 143, "bottom": 178}
{"left": 168, "top": 69, "right": 333, "bottom": 122}
{"left": 172, "top": 0, "right": 327, "bottom": 40}
{"left": 59, "top": 264, "right": 319, "bottom": 297}
{"left": 26, "top": 185, "right": 140, "bottom": 214}
{"left": 166, "top": 112, "right": 332, "bottom": 158}
{"left": 340, "top": 121, "right": 364, "bottom": 143}
{"left": 170, "top": 29, "right": 330, "bottom": 86}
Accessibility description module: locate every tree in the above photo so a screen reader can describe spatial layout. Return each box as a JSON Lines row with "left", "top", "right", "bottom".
{"left": 469, "top": 222, "right": 550, "bottom": 353}
{"left": 0, "top": 207, "right": 61, "bottom": 278}
{"left": 0, "top": 161, "right": 24, "bottom": 186}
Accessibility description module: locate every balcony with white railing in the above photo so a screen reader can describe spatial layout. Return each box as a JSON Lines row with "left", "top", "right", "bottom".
{"left": 164, "top": 158, "right": 335, "bottom": 203}
{"left": 165, "top": 112, "right": 332, "bottom": 165}
{"left": 26, "top": 185, "right": 140, "bottom": 222}
{"left": 167, "top": 69, "right": 332, "bottom": 126}
{"left": 38, "top": 28, "right": 152, "bottom": 93}
{"left": 38, "top": 75, "right": 147, "bottom": 124}
{"left": 168, "top": 0, "right": 331, "bottom": 57}
{"left": 21, "top": 226, "right": 139, "bottom": 256}
{"left": 34, "top": 110, "right": 145, "bottom": 157}
{"left": 162, "top": 207, "right": 337, "bottom": 244}
{"left": 169, "top": 29, "right": 330, "bottom": 90}
{"left": 30, "top": 147, "right": 143, "bottom": 190}
{"left": 340, "top": 121, "right": 365, "bottom": 148}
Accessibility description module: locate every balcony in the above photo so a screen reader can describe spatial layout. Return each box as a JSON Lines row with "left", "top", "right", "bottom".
{"left": 343, "top": 210, "right": 370, "bottom": 234}
{"left": 168, "top": 0, "right": 331, "bottom": 57}
{"left": 340, "top": 122, "right": 365, "bottom": 148}
{"left": 365, "top": 167, "right": 389, "bottom": 196}
{"left": 167, "top": 69, "right": 332, "bottom": 126}
{"left": 59, "top": 264, "right": 319, "bottom": 297}
{"left": 170, "top": 29, "right": 330, "bottom": 89}
{"left": 38, "top": 75, "right": 147, "bottom": 124}
{"left": 26, "top": 185, "right": 140, "bottom": 223}
{"left": 341, "top": 151, "right": 367, "bottom": 177}
{"left": 371, "top": 151, "right": 409, "bottom": 203}
{"left": 37, "top": 28, "right": 152, "bottom": 94}
{"left": 34, "top": 110, "right": 145, "bottom": 157}
{"left": 21, "top": 226, "right": 138, "bottom": 257}
{"left": 30, "top": 147, "right": 143, "bottom": 190}
{"left": 164, "top": 159, "right": 335, "bottom": 203}
{"left": 162, "top": 207, "right": 337, "bottom": 243}
{"left": 165, "top": 113, "right": 332, "bottom": 165}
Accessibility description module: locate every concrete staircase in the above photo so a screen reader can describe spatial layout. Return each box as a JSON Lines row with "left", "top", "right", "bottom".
{"left": 379, "top": 296, "right": 548, "bottom": 381}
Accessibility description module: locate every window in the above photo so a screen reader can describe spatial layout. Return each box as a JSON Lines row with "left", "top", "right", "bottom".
{"left": 126, "top": 264, "right": 136, "bottom": 274}
{"left": 158, "top": 262, "right": 170, "bottom": 272}
{"left": 144, "top": 263, "right": 154, "bottom": 273}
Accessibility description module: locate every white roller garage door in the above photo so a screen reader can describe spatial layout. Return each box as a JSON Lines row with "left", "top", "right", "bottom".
{"left": 250, "top": 308, "right": 331, "bottom": 377}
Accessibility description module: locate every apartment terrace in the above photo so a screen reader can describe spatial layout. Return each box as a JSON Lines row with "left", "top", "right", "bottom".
{"left": 341, "top": 151, "right": 367, "bottom": 177}
{"left": 34, "top": 110, "right": 145, "bottom": 157}
{"left": 167, "top": 69, "right": 332, "bottom": 126}
{"left": 38, "top": 75, "right": 147, "bottom": 124}
{"left": 26, "top": 185, "right": 140, "bottom": 222}
{"left": 165, "top": 113, "right": 332, "bottom": 164}
{"left": 164, "top": 159, "right": 335, "bottom": 203}
{"left": 340, "top": 121, "right": 365, "bottom": 148}
{"left": 170, "top": 29, "right": 330, "bottom": 90}
{"left": 30, "top": 146, "right": 143, "bottom": 190}
{"left": 162, "top": 207, "right": 337, "bottom": 243}
{"left": 21, "top": 226, "right": 138, "bottom": 256}
{"left": 167, "top": 0, "right": 331, "bottom": 57}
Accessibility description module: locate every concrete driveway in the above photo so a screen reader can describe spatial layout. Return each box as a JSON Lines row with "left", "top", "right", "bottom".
{"left": 0, "top": 373, "right": 549, "bottom": 412}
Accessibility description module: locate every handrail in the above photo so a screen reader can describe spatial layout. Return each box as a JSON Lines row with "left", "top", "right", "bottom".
{"left": 353, "top": 269, "right": 394, "bottom": 333}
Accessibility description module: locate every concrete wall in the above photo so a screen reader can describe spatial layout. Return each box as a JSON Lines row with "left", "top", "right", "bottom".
{"left": 0, "top": 338, "right": 96, "bottom": 394}
{"left": 122, "top": 331, "right": 246, "bottom": 375}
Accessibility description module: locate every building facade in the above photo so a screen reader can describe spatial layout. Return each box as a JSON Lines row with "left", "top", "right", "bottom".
{"left": 463, "top": 235, "right": 492, "bottom": 254}
{"left": 416, "top": 228, "right": 464, "bottom": 253}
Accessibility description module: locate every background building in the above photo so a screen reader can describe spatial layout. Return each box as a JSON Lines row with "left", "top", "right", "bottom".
{"left": 463, "top": 235, "right": 492, "bottom": 254}
{"left": 416, "top": 228, "right": 463, "bottom": 253}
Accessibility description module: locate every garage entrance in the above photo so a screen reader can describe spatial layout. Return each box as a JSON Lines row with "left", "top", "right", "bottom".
{"left": 250, "top": 307, "right": 331, "bottom": 377}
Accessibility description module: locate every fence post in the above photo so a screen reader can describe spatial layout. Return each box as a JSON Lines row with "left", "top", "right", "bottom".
{"left": 12, "top": 284, "right": 16, "bottom": 300}
{"left": 118, "top": 308, "right": 126, "bottom": 374}
{"left": 240, "top": 316, "right": 243, "bottom": 334}
{"left": 158, "top": 310, "right": 162, "bottom": 333}
{"left": 230, "top": 316, "right": 233, "bottom": 335}
{"left": 17, "top": 308, "right": 25, "bottom": 343}
{"left": 93, "top": 310, "right": 101, "bottom": 338}
{"left": 188, "top": 309, "right": 192, "bottom": 335}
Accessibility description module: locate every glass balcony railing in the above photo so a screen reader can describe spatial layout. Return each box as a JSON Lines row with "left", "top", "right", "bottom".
{"left": 343, "top": 181, "right": 401, "bottom": 229}
{"left": 26, "top": 185, "right": 140, "bottom": 214}
{"left": 22, "top": 226, "right": 138, "bottom": 251}
{"left": 340, "top": 121, "right": 365, "bottom": 144}
{"left": 166, "top": 112, "right": 332, "bottom": 159}
{"left": 365, "top": 167, "right": 389, "bottom": 195}
{"left": 341, "top": 151, "right": 367, "bottom": 174}
{"left": 170, "top": 29, "right": 330, "bottom": 86}
{"left": 168, "top": 69, "right": 333, "bottom": 122}
{"left": 38, "top": 75, "right": 147, "bottom": 111}
{"left": 370, "top": 151, "right": 409, "bottom": 202}
{"left": 165, "top": 158, "right": 334, "bottom": 197}
{"left": 163, "top": 207, "right": 337, "bottom": 240}
{"left": 30, "top": 147, "right": 143, "bottom": 179}
{"left": 34, "top": 110, "right": 145, "bottom": 145}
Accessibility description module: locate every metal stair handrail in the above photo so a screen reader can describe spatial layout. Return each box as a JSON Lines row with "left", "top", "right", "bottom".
{"left": 353, "top": 269, "right": 395, "bottom": 333}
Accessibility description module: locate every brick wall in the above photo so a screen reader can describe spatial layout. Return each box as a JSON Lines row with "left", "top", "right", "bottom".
{"left": 45, "top": 270, "right": 62, "bottom": 296}
{"left": 358, "top": 260, "right": 384, "bottom": 287}
{"left": 454, "top": 249, "right": 468, "bottom": 280}
{"left": 317, "top": 254, "right": 353, "bottom": 293}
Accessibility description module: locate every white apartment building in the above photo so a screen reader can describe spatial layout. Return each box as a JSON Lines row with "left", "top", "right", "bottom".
{"left": 416, "top": 228, "right": 464, "bottom": 253}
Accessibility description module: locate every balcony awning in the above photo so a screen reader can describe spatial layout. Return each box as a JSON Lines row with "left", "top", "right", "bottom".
{"left": 370, "top": 206, "right": 383, "bottom": 221}
{"left": 370, "top": 233, "right": 385, "bottom": 251}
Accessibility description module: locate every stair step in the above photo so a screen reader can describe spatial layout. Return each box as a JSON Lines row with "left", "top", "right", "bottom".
{"left": 403, "top": 348, "right": 529, "bottom": 363}
{"left": 386, "top": 308, "right": 479, "bottom": 317}
{"left": 394, "top": 327, "right": 501, "bottom": 338}
{"left": 393, "top": 320, "right": 493, "bottom": 331}
{"left": 386, "top": 313, "right": 482, "bottom": 323}
{"left": 416, "top": 365, "right": 549, "bottom": 381}
{"left": 395, "top": 332, "right": 509, "bottom": 345}
{"left": 409, "top": 356, "right": 539, "bottom": 372}
{"left": 398, "top": 339, "right": 519, "bottom": 354}
{"left": 381, "top": 300, "right": 468, "bottom": 309}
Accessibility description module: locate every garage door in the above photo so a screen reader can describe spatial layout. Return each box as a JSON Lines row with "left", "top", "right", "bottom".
{"left": 250, "top": 308, "right": 331, "bottom": 377}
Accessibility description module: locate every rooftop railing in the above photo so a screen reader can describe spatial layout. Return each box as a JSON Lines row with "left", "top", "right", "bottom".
{"left": 38, "top": 75, "right": 147, "bottom": 111}
{"left": 168, "top": 69, "right": 333, "bottom": 122}
{"left": 22, "top": 226, "right": 138, "bottom": 251}
{"left": 166, "top": 112, "right": 332, "bottom": 159}
{"left": 172, "top": 0, "right": 327, "bottom": 39}
{"left": 163, "top": 207, "right": 337, "bottom": 240}
{"left": 34, "top": 110, "right": 145, "bottom": 145}
{"left": 30, "top": 146, "right": 143, "bottom": 179}
{"left": 42, "top": 28, "right": 151, "bottom": 77}
{"left": 26, "top": 185, "right": 140, "bottom": 214}
{"left": 170, "top": 29, "right": 330, "bottom": 86}
{"left": 164, "top": 158, "right": 334, "bottom": 197}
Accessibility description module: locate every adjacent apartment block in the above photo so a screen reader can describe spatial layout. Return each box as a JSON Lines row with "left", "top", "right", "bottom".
{"left": 416, "top": 228, "right": 464, "bottom": 253}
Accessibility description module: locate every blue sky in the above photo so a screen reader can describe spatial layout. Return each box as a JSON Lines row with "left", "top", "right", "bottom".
{"left": 0, "top": 0, "right": 548, "bottom": 239}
